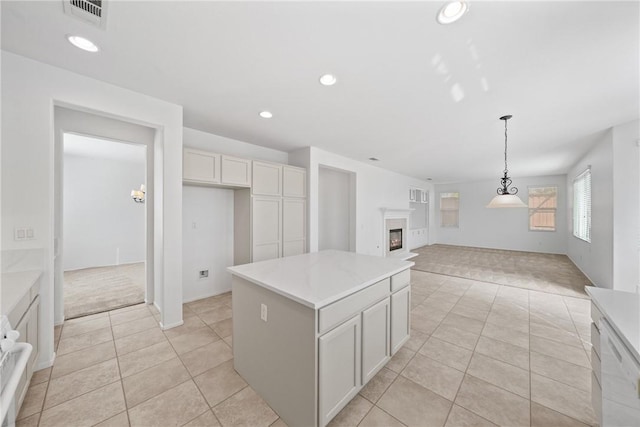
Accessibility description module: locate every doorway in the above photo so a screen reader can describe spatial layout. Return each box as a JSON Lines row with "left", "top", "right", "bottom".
{"left": 54, "top": 106, "right": 156, "bottom": 323}
{"left": 318, "top": 166, "right": 356, "bottom": 251}
{"left": 62, "top": 133, "right": 147, "bottom": 318}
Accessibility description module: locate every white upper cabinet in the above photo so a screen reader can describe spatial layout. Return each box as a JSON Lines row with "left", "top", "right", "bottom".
{"left": 252, "top": 161, "right": 282, "bottom": 196}
{"left": 184, "top": 148, "right": 220, "bottom": 184}
{"left": 221, "top": 155, "right": 251, "bottom": 187}
{"left": 283, "top": 166, "right": 306, "bottom": 198}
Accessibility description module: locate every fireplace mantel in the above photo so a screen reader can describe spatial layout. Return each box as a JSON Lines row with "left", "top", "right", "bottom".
{"left": 380, "top": 207, "right": 414, "bottom": 217}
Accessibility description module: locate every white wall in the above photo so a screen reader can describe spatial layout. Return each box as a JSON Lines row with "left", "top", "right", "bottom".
{"left": 182, "top": 186, "right": 234, "bottom": 302}
{"left": 567, "top": 131, "right": 614, "bottom": 288}
{"left": 63, "top": 152, "right": 145, "bottom": 271}
{"left": 181, "top": 127, "right": 289, "bottom": 300}
{"left": 289, "top": 147, "right": 434, "bottom": 256}
{"left": 319, "top": 166, "right": 352, "bottom": 251}
{"left": 612, "top": 119, "right": 640, "bottom": 292}
{"left": 1, "top": 51, "right": 183, "bottom": 368}
{"left": 435, "top": 175, "right": 568, "bottom": 254}
{"left": 568, "top": 119, "right": 640, "bottom": 291}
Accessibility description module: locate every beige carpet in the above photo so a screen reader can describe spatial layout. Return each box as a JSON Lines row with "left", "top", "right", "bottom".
{"left": 64, "top": 263, "right": 145, "bottom": 319}
{"left": 412, "top": 244, "right": 592, "bottom": 298}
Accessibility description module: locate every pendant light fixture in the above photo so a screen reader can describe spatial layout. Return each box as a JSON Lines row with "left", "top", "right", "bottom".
{"left": 486, "top": 115, "right": 527, "bottom": 208}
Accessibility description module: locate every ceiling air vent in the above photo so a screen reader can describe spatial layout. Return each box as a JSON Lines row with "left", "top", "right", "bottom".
{"left": 63, "top": 0, "right": 108, "bottom": 29}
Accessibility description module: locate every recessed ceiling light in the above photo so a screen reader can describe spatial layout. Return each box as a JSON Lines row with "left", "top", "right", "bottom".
{"left": 436, "top": 1, "right": 469, "bottom": 25}
{"left": 368, "top": 157, "right": 380, "bottom": 161}
{"left": 259, "top": 111, "right": 273, "bottom": 119}
{"left": 67, "top": 35, "right": 99, "bottom": 52}
{"left": 319, "top": 74, "right": 337, "bottom": 86}
{"left": 426, "top": 178, "right": 433, "bottom": 181}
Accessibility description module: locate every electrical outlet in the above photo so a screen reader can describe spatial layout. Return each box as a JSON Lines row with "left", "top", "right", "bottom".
{"left": 260, "top": 304, "right": 268, "bottom": 322}
{"left": 199, "top": 270, "right": 208, "bottom": 278}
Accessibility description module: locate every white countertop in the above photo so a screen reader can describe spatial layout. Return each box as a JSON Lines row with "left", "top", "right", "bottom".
{"left": 586, "top": 287, "right": 640, "bottom": 362}
{"left": 227, "top": 250, "right": 414, "bottom": 309}
{"left": 1, "top": 270, "right": 42, "bottom": 316}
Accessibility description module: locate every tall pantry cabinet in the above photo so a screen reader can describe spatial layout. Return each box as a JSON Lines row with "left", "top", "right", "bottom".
{"left": 234, "top": 161, "right": 307, "bottom": 264}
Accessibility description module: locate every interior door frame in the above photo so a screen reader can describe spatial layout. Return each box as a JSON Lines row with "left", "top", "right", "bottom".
{"left": 53, "top": 106, "right": 156, "bottom": 324}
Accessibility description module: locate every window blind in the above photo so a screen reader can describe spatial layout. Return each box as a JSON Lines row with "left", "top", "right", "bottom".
{"left": 573, "top": 169, "right": 591, "bottom": 242}
{"left": 440, "top": 192, "right": 459, "bottom": 228}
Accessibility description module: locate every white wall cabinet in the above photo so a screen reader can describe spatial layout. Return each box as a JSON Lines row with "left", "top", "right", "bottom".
{"left": 318, "top": 315, "right": 361, "bottom": 427}
{"left": 184, "top": 148, "right": 220, "bottom": 184}
{"left": 409, "top": 187, "right": 428, "bottom": 204}
{"left": 283, "top": 166, "right": 306, "bottom": 198}
{"left": 221, "top": 155, "right": 251, "bottom": 187}
{"left": 234, "top": 162, "right": 307, "bottom": 264}
{"left": 252, "top": 161, "right": 282, "bottom": 196}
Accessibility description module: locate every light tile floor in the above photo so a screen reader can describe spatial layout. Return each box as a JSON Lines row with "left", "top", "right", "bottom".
{"left": 17, "top": 270, "right": 596, "bottom": 427}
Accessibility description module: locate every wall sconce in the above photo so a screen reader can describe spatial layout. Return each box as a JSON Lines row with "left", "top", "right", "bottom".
{"left": 131, "top": 184, "right": 145, "bottom": 203}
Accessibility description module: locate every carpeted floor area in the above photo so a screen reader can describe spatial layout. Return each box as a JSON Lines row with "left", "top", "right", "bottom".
{"left": 411, "top": 245, "right": 592, "bottom": 299}
{"left": 64, "top": 262, "right": 145, "bottom": 319}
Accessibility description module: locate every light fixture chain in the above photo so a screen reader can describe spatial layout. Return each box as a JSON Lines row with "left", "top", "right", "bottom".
{"left": 504, "top": 117, "right": 509, "bottom": 175}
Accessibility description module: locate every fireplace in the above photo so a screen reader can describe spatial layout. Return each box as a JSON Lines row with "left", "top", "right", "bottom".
{"left": 381, "top": 207, "right": 417, "bottom": 260}
{"left": 389, "top": 229, "right": 403, "bottom": 251}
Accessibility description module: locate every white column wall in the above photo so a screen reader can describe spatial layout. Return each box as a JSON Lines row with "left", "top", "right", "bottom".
{"left": 289, "top": 147, "right": 433, "bottom": 256}
{"left": 1, "top": 51, "right": 183, "bottom": 368}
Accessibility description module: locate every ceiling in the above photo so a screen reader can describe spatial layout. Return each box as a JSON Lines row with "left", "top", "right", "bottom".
{"left": 64, "top": 133, "right": 146, "bottom": 164}
{"left": 2, "top": 1, "right": 638, "bottom": 183}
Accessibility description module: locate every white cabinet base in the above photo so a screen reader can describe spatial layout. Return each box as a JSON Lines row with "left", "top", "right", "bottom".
{"left": 232, "top": 268, "right": 411, "bottom": 427}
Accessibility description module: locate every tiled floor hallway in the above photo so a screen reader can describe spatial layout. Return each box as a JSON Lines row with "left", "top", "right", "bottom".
{"left": 17, "top": 269, "right": 596, "bottom": 427}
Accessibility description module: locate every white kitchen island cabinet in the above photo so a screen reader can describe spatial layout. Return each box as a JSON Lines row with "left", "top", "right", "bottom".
{"left": 228, "top": 250, "right": 413, "bottom": 427}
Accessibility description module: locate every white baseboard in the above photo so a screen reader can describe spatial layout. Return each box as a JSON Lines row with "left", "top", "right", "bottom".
{"left": 566, "top": 253, "right": 600, "bottom": 288}
{"left": 160, "top": 319, "right": 184, "bottom": 330}
{"left": 36, "top": 352, "right": 56, "bottom": 371}
{"left": 182, "top": 288, "right": 231, "bottom": 304}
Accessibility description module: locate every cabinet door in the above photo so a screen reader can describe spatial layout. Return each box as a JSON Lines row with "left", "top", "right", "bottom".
{"left": 252, "top": 161, "right": 282, "bottom": 196}
{"left": 318, "top": 315, "right": 361, "bottom": 427}
{"left": 409, "top": 189, "right": 416, "bottom": 201}
{"left": 390, "top": 286, "right": 410, "bottom": 355}
{"left": 283, "top": 166, "right": 306, "bottom": 198}
{"left": 282, "top": 199, "right": 306, "bottom": 257}
{"left": 421, "top": 190, "right": 429, "bottom": 203}
{"left": 183, "top": 148, "right": 220, "bottom": 183}
{"left": 362, "top": 298, "right": 390, "bottom": 384}
{"left": 221, "top": 155, "right": 251, "bottom": 187}
{"left": 251, "top": 197, "right": 281, "bottom": 262}
{"left": 27, "top": 298, "right": 39, "bottom": 378}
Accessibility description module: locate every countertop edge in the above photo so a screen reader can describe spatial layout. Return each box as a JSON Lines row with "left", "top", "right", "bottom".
{"left": 586, "top": 287, "right": 640, "bottom": 363}
{"left": 229, "top": 263, "right": 414, "bottom": 309}
{"left": 1, "top": 270, "right": 43, "bottom": 316}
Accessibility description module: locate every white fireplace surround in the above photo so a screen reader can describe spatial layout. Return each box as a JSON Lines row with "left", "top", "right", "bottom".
{"left": 380, "top": 208, "right": 418, "bottom": 260}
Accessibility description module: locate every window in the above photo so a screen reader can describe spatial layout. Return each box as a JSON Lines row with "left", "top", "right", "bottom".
{"left": 440, "top": 192, "right": 459, "bottom": 228}
{"left": 573, "top": 169, "right": 592, "bottom": 242}
{"left": 528, "top": 186, "right": 557, "bottom": 231}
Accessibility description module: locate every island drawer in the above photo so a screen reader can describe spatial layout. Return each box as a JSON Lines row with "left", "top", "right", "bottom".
{"left": 590, "top": 301, "right": 603, "bottom": 326}
{"left": 390, "top": 269, "right": 410, "bottom": 292}
{"left": 319, "top": 278, "right": 390, "bottom": 335}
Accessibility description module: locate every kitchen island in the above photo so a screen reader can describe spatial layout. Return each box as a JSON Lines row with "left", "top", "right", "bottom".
{"left": 227, "top": 250, "right": 414, "bottom": 427}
